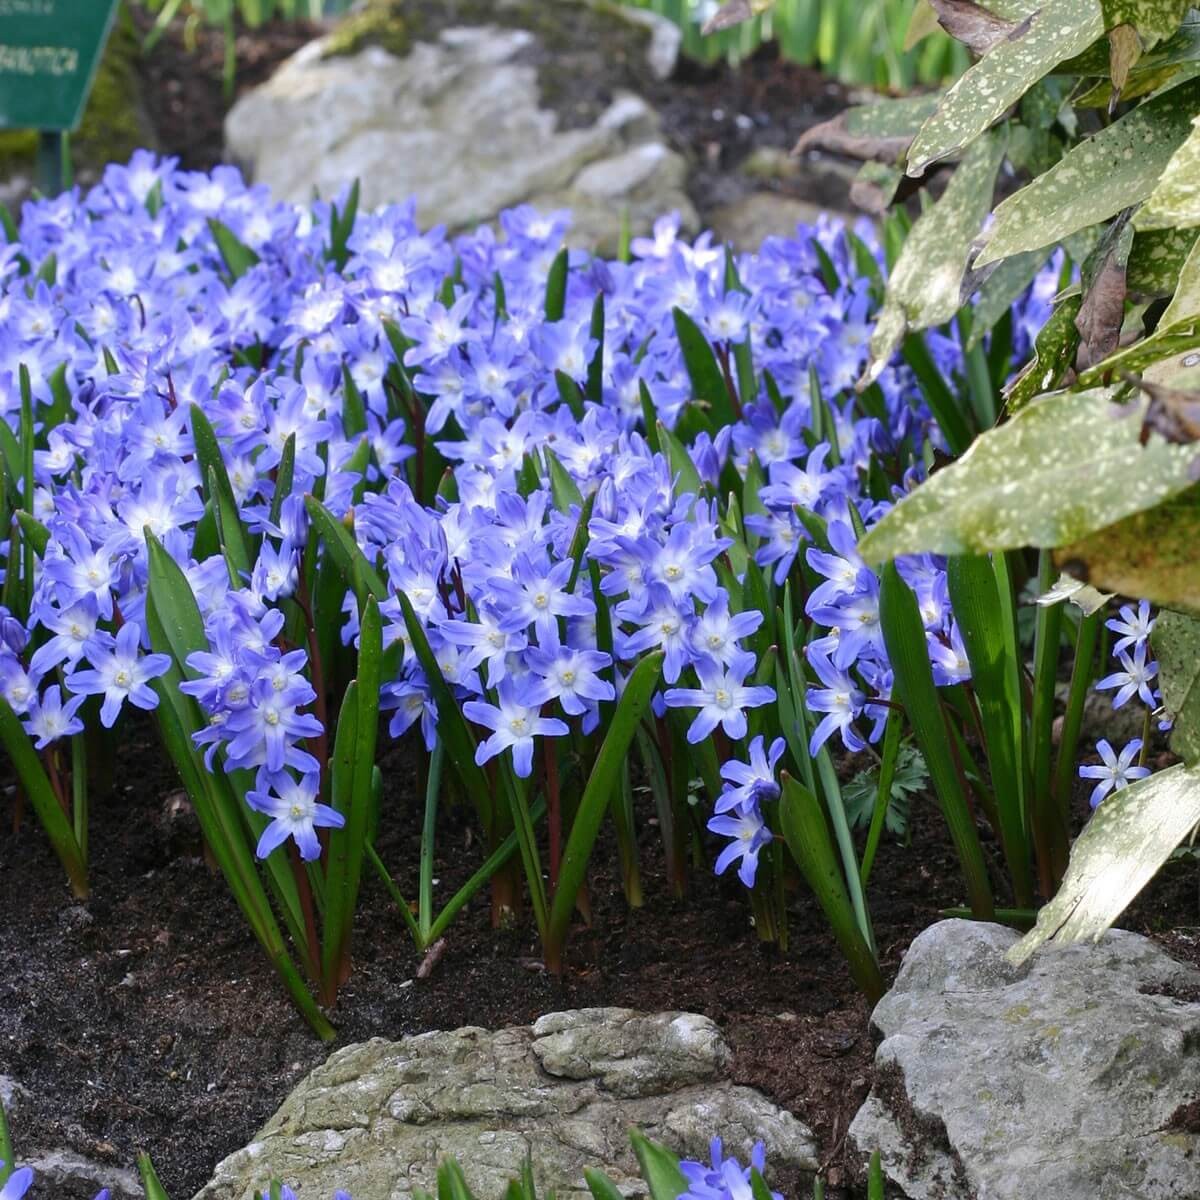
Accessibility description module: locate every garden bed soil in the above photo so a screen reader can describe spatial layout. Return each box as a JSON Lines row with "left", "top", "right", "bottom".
{"left": 1, "top": 720, "right": 1196, "bottom": 1200}
{"left": 132, "top": 8, "right": 854, "bottom": 223}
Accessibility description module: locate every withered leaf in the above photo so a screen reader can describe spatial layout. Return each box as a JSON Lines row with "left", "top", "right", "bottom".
{"left": 1075, "top": 209, "right": 1135, "bottom": 368}
{"left": 928, "top": 0, "right": 1024, "bottom": 55}
{"left": 701, "top": 0, "right": 773, "bottom": 35}
{"left": 793, "top": 113, "right": 914, "bottom": 164}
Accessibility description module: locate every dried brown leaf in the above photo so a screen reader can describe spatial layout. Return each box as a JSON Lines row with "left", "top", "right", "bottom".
{"left": 1075, "top": 211, "right": 1135, "bottom": 368}
{"left": 928, "top": 0, "right": 1024, "bottom": 54}
{"left": 793, "top": 113, "right": 914, "bottom": 164}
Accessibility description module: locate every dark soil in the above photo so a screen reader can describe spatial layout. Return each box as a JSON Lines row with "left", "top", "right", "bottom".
{"left": 2, "top": 711, "right": 1197, "bottom": 1200}
{"left": 132, "top": 11, "right": 322, "bottom": 173}
{"left": 131, "top": 8, "right": 853, "bottom": 220}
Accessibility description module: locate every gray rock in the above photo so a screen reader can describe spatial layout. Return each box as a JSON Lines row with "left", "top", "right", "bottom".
{"left": 225, "top": 26, "right": 693, "bottom": 250}
{"left": 194, "top": 1009, "right": 817, "bottom": 1200}
{"left": 23, "top": 1150, "right": 141, "bottom": 1200}
{"left": 609, "top": 3, "right": 682, "bottom": 80}
{"left": 849, "top": 919, "right": 1200, "bottom": 1200}
{"left": 0, "top": 1074, "right": 28, "bottom": 1116}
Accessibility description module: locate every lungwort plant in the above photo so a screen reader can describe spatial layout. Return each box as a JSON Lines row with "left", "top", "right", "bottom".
{"left": 766, "top": 0, "right": 1200, "bottom": 958}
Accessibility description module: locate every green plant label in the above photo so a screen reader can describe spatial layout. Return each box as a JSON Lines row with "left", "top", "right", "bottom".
{"left": 0, "top": 0, "right": 119, "bottom": 131}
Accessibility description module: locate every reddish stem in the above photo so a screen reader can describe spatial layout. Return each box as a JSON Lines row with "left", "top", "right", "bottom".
{"left": 544, "top": 725, "right": 562, "bottom": 891}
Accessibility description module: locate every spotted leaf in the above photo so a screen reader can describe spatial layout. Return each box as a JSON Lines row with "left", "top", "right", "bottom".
{"left": 976, "top": 77, "right": 1200, "bottom": 267}
{"left": 906, "top": 0, "right": 1105, "bottom": 175}
{"left": 857, "top": 387, "right": 1200, "bottom": 563}
{"left": 1008, "top": 762, "right": 1200, "bottom": 965}
{"left": 862, "top": 131, "right": 1005, "bottom": 388}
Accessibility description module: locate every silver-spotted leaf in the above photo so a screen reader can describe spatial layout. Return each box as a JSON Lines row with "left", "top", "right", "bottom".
{"left": 964, "top": 248, "right": 1052, "bottom": 348}
{"left": 857, "top": 387, "right": 1200, "bottom": 563}
{"left": 1138, "top": 114, "right": 1200, "bottom": 230}
{"left": 862, "top": 131, "right": 1006, "bottom": 387}
{"left": 1101, "top": 0, "right": 1192, "bottom": 45}
{"left": 1003, "top": 294, "right": 1082, "bottom": 412}
{"left": 1008, "top": 763, "right": 1200, "bottom": 965}
{"left": 1056, "top": 486, "right": 1200, "bottom": 615}
{"left": 1127, "top": 226, "right": 1200, "bottom": 295}
{"left": 1151, "top": 608, "right": 1200, "bottom": 761}
{"left": 976, "top": 76, "right": 1200, "bottom": 267}
{"left": 906, "top": 0, "right": 1105, "bottom": 175}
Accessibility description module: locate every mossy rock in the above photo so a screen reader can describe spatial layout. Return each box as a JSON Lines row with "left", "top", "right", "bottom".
{"left": 0, "top": 1, "right": 154, "bottom": 186}
{"left": 320, "top": 0, "right": 653, "bottom": 132}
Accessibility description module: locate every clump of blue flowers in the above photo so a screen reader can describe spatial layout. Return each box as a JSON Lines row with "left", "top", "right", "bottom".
{"left": 1079, "top": 600, "right": 1163, "bottom": 808}
{"left": 0, "top": 150, "right": 1089, "bottom": 1007}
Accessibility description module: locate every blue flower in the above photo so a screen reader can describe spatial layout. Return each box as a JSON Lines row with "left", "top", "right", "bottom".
{"left": 0, "top": 1164, "right": 33, "bottom": 1200}
{"left": 1106, "top": 600, "right": 1154, "bottom": 657}
{"left": 21, "top": 684, "right": 86, "bottom": 749}
{"left": 463, "top": 678, "right": 569, "bottom": 778}
{"left": 715, "top": 735, "right": 785, "bottom": 814}
{"left": 709, "top": 805, "right": 774, "bottom": 889}
{"left": 1096, "top": 644, "right": 1158, "bottom": 710}
{"left": 1079, "top": 738, "right": 1151, "bottom": 808}
{"left": 246, "top": 770, "right": 346, "bottom": 860}
{"left": 64, "top": 622, "right": 170, "bottom": 728}
{"left": 680, "top": 1139, "right": 780, "bottom": 1200}
{"left": 663, "top": 651, "right": 775, "bottom": 744}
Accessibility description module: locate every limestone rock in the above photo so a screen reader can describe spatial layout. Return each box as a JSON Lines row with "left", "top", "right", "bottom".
{"left": 611, "top": 4, "right": 682, "bottom": 80}
{"left": 224, "top": 25, "right": 693, "bottom": 249}
{"left": 194, "top": 1008, "right": 816, "bottom": 1200}
{"left": 849, "top": 920, "right": 1200, "bottom": 1200}
{"left": 23, "top": 1150, "right": 141, "bottom": 1200}
{"left": 0, "top": 1073, "right": 28, "bottom": 1116}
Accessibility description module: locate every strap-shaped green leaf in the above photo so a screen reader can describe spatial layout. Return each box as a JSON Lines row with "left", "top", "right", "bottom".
{"left": 137, "top": 1153, "right": 172, "bottom": 1200}
{"left": 780, "top": 773, "right": 885, "bottom": 1002}
{"left": 630, "top": 1131, "right": 688, "bottom": 1200}
{"left": 657, "top": 419, "right": 703, "bottom": 500}
{"left": 880, "top": 562, "right": 994, "bottom": 919}
{"left": 0, "top": 697, "right": 88, "bottom": 897}
{"left": 190, "top": 403, "right": 253, "bottom": 577}
{"left": 947, "top": 554, "right": 1033, "bottom": 907}
{"left": 207, "top": 217, "right": 260, "bottom": 280}
{"left": 673, "top": 306, "right": 736, "bottom": 428}
{"left": 304, "top": 494, "right": 388, "bottom": 611}
{"left": 322, "top": 595, "right": 383, "bottom": 993}
{"left": 544, "top": 651, "right": 663, "bottom": 972}
{"left": 544, "top": 248, "right": 568, "bottom": 321}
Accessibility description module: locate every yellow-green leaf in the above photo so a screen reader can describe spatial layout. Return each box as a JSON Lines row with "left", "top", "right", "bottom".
{"left": 1138, "top": 113, "right": 1200, "bottom": 229}
{"left": 858, "top": 388, "right": 1200, "bottom": 563}
{"left": 1056, "top": 485, "right": 1200, "bottom": 614}
{"left": 1008, "top": 763, "right": 1200, "bottom": 966}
